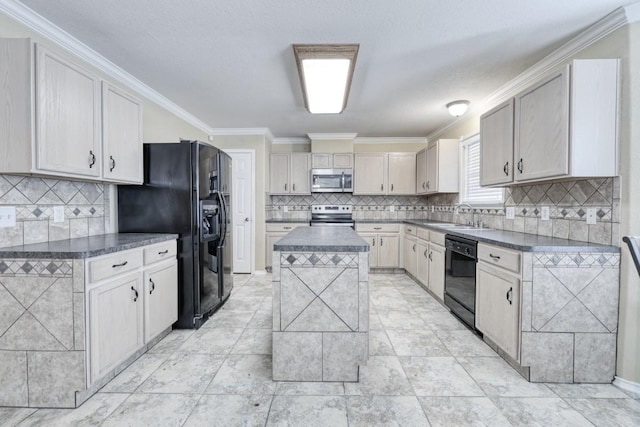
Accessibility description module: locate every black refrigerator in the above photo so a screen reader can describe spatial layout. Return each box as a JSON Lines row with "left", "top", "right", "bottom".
{"left": 118, "top": 140, "right": 233, "bottom": 329}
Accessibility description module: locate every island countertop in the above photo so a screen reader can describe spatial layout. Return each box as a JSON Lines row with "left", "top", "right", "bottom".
{"left": 0, "top": 233, "right": 179, "bottom": 259}
{"left": 274, "top": 226, "right": 369, "bottom": 252}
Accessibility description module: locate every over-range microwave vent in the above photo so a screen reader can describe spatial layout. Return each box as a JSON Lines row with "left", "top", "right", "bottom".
{"left": 311, "top": 168, "right": 353, "bottom": 193}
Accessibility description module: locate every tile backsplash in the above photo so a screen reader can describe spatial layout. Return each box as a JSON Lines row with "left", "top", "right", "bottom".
{"left": 267, "top": 177, "right": 620, "bottom": 246}
{"left": 0, "top": 174, "right": 110, "bottom": 247}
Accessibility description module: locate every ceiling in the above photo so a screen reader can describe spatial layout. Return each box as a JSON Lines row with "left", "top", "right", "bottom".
{"left": 16, "top": 0, "right": 633, "bottom": 138}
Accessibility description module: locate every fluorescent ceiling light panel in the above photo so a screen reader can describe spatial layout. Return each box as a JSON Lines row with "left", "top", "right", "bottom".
{"left": 293, "top": 44, "right": 359, "bottom": 114}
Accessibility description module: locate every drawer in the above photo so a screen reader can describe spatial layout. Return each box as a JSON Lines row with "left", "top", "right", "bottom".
{"left": 266, "top": 223, "right": 304, "bottom": 232}
{"left": 404, "top": 225, "right": 417, "bottom": 236}
{"left": 478, "top": 243, "right": 521, "bottom": 274}
{"left": 430, "top": 231, "right": 446, "bottom": 246}
{"left": 144, "top": 240, "right": 177, "bottom": 265}
{"left": 88, "top": 248, "right": 142, "bottom": 283}
{"left": 417, "top": 228, "right": 430, "bottom": 241}
{"left": 356, "top": 223, "right": 400, "bottom": 233}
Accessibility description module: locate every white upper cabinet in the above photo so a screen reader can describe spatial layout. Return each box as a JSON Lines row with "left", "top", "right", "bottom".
{"left": 479, "top": 59, "right": 619, "bottom": 186}
{"left": 311, "top": 153, "right": 353, "bottom": 169}
{"left": 480, "top": 99, "right": 514, "bottom": 186}
{"left": 269, "top": 153, "right": 310, "bottom": 194}
{"left": 102, "top": 82, "right": 143, "bottom": 184}
{"left": 36, "top": 44, "right": 102, "bottom": 178}
{"left": 416, "top": 148, "right": 428, "bottom": 195}
{"left": 388, "top": 153, "right": 416, "bottom": 194}
{"left": 425, "top": 139, "right": 459, "bottom": 194}
{"left": 0, "top": 38, "right": 144, "bottom": 183}
{"left": 354, "top": 152, "right": 416, "bottom": 195}
{"left": 354, "top": 153, "right": 388, "bottom": 194}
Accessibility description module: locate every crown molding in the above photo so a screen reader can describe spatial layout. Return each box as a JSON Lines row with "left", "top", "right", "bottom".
{"left": 354, "top": 137, "right": 427, "bottom": 144}
{"left": 427, "top": 5, "right": 631, "bottom": 142}
{"left": 307, "top": 133, "right": 358, "bottom": 140}
{"left": 272, "top": 137, "right": 310, "bottom": 145}
{"left": 0, "top": 0, "right": 214, "bottom": 134}
{"left": 209, "top": 128, "right": 275, "bottom": 142}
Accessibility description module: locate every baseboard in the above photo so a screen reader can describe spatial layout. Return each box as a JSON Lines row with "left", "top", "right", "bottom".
{"left": 253, "top": 270, "right": 268, "bottom": 275}
{"left": 613, "top": 376, "right": 640, "bottom": 395}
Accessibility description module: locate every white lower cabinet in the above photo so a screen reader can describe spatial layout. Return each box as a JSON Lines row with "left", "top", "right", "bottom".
{"left": 266, "top": 223, "right": 305, "bottom": 268}
{"left": 427, "top": 243, "right": 446, "bottom": 301}
{"left": 89, "top": 273, "right": 144, "bottom": 381}
{"left": 144, "top": 260, "right": 178, "bottom": 342}
{"left": 403, "top": 235, "right": 417, "bottom": 277}
{"left": 86, "top": 240, "right": 177, "bottom": 386}
{"left": 476, "top": 253, "right": 521, "bottom": 361}
{"left": 356, "top": 223, "right": 400, "bottom": 268}
{"left": 416, "top": 240, "right": 429, "bottom": 285}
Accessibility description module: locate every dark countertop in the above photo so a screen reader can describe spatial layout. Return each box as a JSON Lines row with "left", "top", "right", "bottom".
{"left": 0, "top": 233, "right": 179, "bottom": 259}
{"left": 266, "top": 219, "right": 310, "bottom": 223}
{"left": 274, "top": 226, "right": 369, "bottom": 252}
{"left": 403, "top": 220, "right": 619, "bottom": 253}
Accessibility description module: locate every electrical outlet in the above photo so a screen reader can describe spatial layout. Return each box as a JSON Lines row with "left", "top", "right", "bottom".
{"left": 586, "top": 208, "right": 597, "bottom": 225}
{"left": 506, "top": 207, "right": 515, "bottom": 220}
{"left": 389, "top": 205, "right": 395, "bottom": 212}
{"left": 541, "top": 206, "right": 550, "bottom": 221}
{"left": 54, "top": 206, "right": 65, "bottom": 223}
{"left": 431, "top": 206, "right": 435, "bottom": 213}
{"left": 454, "top": 206, "right": 459, "bottom": 215}
{"left": 0, "top": 206, "right": 16, "bottom": 227}
{"left": 283, "top": 206, "right": 289, "bottom": 213}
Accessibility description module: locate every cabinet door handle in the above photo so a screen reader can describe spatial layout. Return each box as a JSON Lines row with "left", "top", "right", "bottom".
{"left": 506, "top": 287, "right": 513, "bottom": 305}
{"left": 517, "top": 158, "right": 523, "bottom": 174}
{"left": 284, "top": 183, "right": 288, "bottom": 191}
{"left": 149, "top": 278, "right": 156, "bottom": 294}
{"left": 380, "top": 238, "right": 383, "bottom": 246}
{"left": 424, "top": 249, "right": 428, "bottom": 258}
{"left": 429, "top": 251, "right": 433, "bottom": 261}
{"left": 503, "top": 161, "right": 509, "bottom": 176}
{"left": 88, "top": 150, "right": 96, "bottom": 168}
{"left": 158, "top": 249, "right": 169, "bottom": 255}
{"left": 412, "top": 243, "right": 416, "bottom": 252}
{"left": 372, "top": 238, "right": 375, "bottom": 246}
{"left": 131, "top": 286, "right": 139, "bottom": 302}
{"left": 293, "top": 183, "right": 296, "bottom": 191}
{"left": 422, "top": 182, "right": 426, "bottom": 189}
{"left": 426, "top": 181, "right": 430, "bottom": 189}
{"left": 391, "top": 184, "right": 394, "bottom": 191}
{"left": 380, "top": 184, "right": 384, "bottom": 191}
{"left": 109, "top": 155, "right": 116, "bottom": 172}
{"left": 489, "top": 254, "right": 501, "bottom": 260}
{"left": 112, "top": 261, "right": 128, "bottom": 268}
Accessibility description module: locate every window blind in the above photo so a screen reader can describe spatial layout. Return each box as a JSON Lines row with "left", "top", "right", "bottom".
{"left": 462, "top": 138, "right": 503, "bottom": 205}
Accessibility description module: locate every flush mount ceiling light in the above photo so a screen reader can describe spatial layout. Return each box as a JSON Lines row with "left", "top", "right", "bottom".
{"left": 293, "top": 44, "right": 359, "bottom": 114}
{"left": 446, "top": 100, "right": 470, "bottom": 117}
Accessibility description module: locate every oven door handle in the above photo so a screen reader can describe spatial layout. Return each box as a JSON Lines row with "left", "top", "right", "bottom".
{"left": 341, "top": 172, "right": 345, "bottom": 191}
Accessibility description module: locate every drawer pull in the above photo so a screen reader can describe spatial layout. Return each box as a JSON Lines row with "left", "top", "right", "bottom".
{"left": 149, "top": 278, "right": 156, "bottom": 295}
{"left": 374, "top": 227, "right": 382, "bottom": 230}
{"left": 131, "top": 286, "right": 139, "bottom": 302}
{"left": 489, "top": 254, "right": 501, "bottom": 260}
{"left": 158, "top": 249, "right": 169, "bottom": 255}
{"left": 506, "top": 287, "right": 513, "bottom": 305}
{"left": 284, "top": 227, "right": 291, "bottom": 230}
{"left": 112, "top": 261, "right": 129, "bottom": 268}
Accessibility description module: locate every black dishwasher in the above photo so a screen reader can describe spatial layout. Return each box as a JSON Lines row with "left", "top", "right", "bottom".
{"left": 444, "top": 234, "right": 478, "bottom": 330}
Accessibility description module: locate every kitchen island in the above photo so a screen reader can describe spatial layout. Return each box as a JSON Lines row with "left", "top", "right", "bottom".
{"left": 272, "top": 226, "right": 369, "bottom": 382}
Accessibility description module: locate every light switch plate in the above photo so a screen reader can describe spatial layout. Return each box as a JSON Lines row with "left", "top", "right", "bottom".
{"left": 506, "top": 207, "right": 515, "bottom": 220}
{"left": 0, "top": 206, "right": 16, "bottom": 227}
{"left": 586, "top": 208, "right": 597, "bottom": 225}
{"left": 389, "top": 205, "right": 395, "bottom": 212}
{"left": 283, "top": 206, "right": 289, "bottom": 213}
{"left": 541, "top": 206, "right": 550, "bottom": 221}
{"left": 54, "top": 206, "right": 65, "bottom": 223}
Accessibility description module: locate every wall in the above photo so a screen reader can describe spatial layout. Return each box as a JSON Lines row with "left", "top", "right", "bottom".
{"left": 0, "top": 11, "right": 209, "bottom": 246}
{"left": 212, "top": 134, "right": 270, "bottom": 271}
{"left": 0, "top": 176, "right": 109, "bottom": 246}
{"left": 430, "top": 24, "right": 639, "bottom": 385}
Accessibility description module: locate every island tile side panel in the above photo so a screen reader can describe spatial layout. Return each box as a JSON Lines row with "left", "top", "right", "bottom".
{"left": 273, "top": 251, "right": 369, "bottom": 382}
{"left": 520, "top": 251, "right": 620, "bottom": 383}
{"left": 0, "top": 258, "right": 86, "bottom": 407}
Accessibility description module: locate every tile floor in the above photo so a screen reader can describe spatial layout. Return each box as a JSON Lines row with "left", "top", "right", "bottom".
{"left": 1, "top": 273, "right": 639, "bottom": 426}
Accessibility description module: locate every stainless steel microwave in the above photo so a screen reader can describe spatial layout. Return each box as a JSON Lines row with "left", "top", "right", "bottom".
{"left": 311, "top": 169, "right": 353, "bottom": 193}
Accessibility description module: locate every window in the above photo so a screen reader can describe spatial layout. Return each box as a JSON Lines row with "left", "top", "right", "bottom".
{"left": 460, "top": 134, "right": 504, "bottom": 206}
